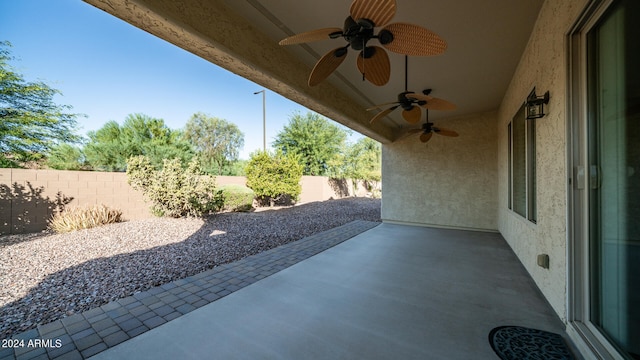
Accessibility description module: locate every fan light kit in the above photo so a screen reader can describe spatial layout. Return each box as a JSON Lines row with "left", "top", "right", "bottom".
{"left": 279, "top": 0, "right": 447, "bottom": 86}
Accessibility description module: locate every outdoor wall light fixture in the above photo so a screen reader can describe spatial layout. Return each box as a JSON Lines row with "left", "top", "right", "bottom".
{"left": 526, "top": 87, "right": 550, "bottom": 120}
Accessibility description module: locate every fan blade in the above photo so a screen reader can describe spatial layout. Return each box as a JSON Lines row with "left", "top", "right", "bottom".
{"left": 420, "top": 132, "right": 434, "bottom": 143}
{"left": 308, "top": 47, "right": 348, "bottom": 86}
{"left": 279, "top": 28, "right": 343, "bottom": 45}
{"left": 381, "top": 23, "right": 447, "bottom": 56}
{"left": 434, "top": 127, "right": 459, "bottom": 137}
{"left": 366, "top": 101, "right": 400, "bottom": 111}
{"left": 421, "top": 97, "right": 457, "bottom": 111}
{"left": 402, "top": 106, "right": 421, "bottom": 124}
{"left": 350, "top": 0, "right": 396, "bottom": 27}
{"left": 370, "top": 106, "right": 398, "bottom": 124}
{"left": 356, "top": 46, "right": 390, "bottom": 86}
{"left": 405, "top": 93, "right": 433, "bottom": 102}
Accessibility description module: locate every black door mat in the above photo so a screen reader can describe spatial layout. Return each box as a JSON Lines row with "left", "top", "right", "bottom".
{"left": 489, "top": 326, "right": 575, "bottom": 360}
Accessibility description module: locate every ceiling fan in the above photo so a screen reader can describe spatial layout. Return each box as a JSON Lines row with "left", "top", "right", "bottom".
{"left": 368, "top": 56, "right": 456, "bottom": 124}
{"left": 279, "top": 0, "right": 447, "bottom": 86}
{"left": 406, "top": 109, "right": 459, "bottom": 143}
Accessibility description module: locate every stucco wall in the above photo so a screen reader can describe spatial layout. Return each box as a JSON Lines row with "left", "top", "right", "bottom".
{"left": 382, "top": 111, "right": 498, "bottom": 231}
{"left": 496, "top": 0, "right": 588, "bottom": 322}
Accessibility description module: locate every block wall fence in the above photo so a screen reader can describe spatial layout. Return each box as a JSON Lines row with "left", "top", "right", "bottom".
{"left": 0, "top": 169, "right": 374, "bottom": 235}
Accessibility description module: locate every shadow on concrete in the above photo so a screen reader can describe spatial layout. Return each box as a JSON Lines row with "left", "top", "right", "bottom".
{"left": 0, "top": 181, "right": 73, "bottom": 236}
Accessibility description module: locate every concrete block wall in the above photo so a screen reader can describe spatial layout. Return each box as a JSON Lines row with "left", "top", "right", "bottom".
{"left": 298, "top": 176, "right": 373, "bottom": 204}
{"left": 0, "top": 169, "right": 373, "bottom": 235}
{"left": 214, "top": 176, "right": 373, "bottom": 204}
{"left": 0, "top": 169, "right": 150, "bottom": 235}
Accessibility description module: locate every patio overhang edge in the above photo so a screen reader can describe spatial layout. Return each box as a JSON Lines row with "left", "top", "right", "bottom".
{"left": 83, "top": 0, "right": 396, "bottom": 143}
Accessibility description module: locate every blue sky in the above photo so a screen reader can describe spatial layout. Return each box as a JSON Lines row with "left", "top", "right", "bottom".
{"left": 0, "top": 0, "right": 358, "bottom": 159}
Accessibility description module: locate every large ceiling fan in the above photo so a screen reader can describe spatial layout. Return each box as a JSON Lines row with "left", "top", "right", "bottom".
{"left": 368, "top": 56, "right": 456, "bottom": 124}
{"left": 279, "top": 0, "right": 447, "bottom": 86}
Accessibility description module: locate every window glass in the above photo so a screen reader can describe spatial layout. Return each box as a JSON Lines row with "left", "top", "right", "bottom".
{"left": 512, "top": 104, "right": 527, "bottom": 217}
{"left": 588, "top": 0, "right": 640, "bottom": 356}
{"left": 508, "top": 103, "right": 536, "bottom": 222}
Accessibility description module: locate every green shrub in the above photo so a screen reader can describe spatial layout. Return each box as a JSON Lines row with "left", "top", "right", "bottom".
{"left": 49, "top": 204, "right": 123, "bottom": 233}
{"left": 127, "top": 155, "right": 223, "bottom": 217}
{"left": 218, "top": 184, "right": 254, "bottom": 212}
{"left": 245, "top": 150, "right": 303, "bottom": 206}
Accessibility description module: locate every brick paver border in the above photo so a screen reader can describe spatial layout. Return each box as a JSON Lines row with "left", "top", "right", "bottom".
{"left": 0, "top": 220, "right": 379, "bottom": 360}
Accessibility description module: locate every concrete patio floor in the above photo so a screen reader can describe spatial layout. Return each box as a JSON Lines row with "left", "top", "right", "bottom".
{"left": 90, "top": 223, "right": 569, "bottom": 360}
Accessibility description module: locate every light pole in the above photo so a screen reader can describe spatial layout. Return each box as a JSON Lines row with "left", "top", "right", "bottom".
{"left": 253, "top": 89, "right": 266, "bottom": 151}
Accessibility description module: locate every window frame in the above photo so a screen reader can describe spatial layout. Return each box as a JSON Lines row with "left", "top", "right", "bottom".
{"left": 507, "top": 101, "right": 537, "bottom": 223}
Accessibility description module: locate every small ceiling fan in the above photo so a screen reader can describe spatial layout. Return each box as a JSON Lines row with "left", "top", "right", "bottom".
{"left": 406, "top": 109, "right": 459, "bottom": 143}
{"left": 368, "top": 56, "right": 456, "bottom": 124}
{"left": 279, "top": 0, "right": 447, "bottom": 86}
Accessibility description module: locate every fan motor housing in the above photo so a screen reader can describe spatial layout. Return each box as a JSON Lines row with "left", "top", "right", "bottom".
{"left": 343, "top": 16, "right": 375, "bottom": 50}
{"left": 398, "top": 92, "right": 415, "bottom": 110}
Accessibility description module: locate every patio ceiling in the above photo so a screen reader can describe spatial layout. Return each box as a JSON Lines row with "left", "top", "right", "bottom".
{"left": 84, "top": 0, "right": 543, "bottom": 143}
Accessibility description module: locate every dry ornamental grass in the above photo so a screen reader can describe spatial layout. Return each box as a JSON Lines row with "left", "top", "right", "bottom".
{"left": 49, "top": 204, "right": 123, "bottom": 233}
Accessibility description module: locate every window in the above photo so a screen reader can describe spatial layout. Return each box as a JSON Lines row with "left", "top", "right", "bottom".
{"left": 508, "top": 102, "right": 536, "bottom": 222}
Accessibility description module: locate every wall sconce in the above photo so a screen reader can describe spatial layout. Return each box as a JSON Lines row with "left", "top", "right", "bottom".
{"left": 526, "top": 88, "right": 549, "bottom": 120}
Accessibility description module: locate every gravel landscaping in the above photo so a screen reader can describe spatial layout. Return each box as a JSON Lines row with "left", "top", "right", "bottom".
{"left": 0, "top": 197, "right": 381, "bottom": 339}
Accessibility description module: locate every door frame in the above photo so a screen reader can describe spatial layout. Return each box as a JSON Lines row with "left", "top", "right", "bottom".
{"left": 567, "top": 0, "right": 629, "bottom": 358}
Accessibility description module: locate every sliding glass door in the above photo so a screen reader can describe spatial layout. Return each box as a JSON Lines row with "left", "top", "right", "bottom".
{"left": 583, "top": 0, "right": 640, "bottom": 357}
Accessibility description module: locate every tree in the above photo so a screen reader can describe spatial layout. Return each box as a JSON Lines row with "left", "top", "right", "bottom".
{"left": 46, "top": 143, "right": 86, "bottom": 170}
{"left": 184, "top": 113, "right": 244, "bottom": 175}
{"left": 273, "top": 111, "right": 349, "bottom": 176}
{"left": 221, "top": 159, "right": 248, "bottom": 176}
{"left": 0, "top": 41, "right": 82, "bottom": 167}
{"left": 84, "top": 114, "right": 193, "bottom": 171}
{"left": 343, "top": 137, "right": 381, "bottom": 182}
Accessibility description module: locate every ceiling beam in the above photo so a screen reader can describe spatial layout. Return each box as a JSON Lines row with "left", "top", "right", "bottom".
{"left": 83, "top": 0, "right": 396, "bottom": 143}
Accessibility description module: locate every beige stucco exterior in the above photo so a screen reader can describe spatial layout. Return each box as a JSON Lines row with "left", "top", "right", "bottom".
{"left": 382, "top": 111, "right": 498, "bottom": 232}
{"left": 381, "top": 0, "right": 589, "bottom": 324}
{"left": 496, "top": 0, "right": 588, "bottom": 322}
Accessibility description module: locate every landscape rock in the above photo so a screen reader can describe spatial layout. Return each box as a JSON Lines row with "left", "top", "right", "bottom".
{"left": 0, "top": 198, "right": 381, "bottom": 339}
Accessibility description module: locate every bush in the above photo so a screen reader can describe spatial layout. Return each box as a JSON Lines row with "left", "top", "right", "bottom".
{"left": 218, "top": 184, "right": 254, "bottom": 212}
{"left": 245, "top": 150, "right": 303, "bottom": 206}
{"left": 127, "top": 155, "right": 223, "bottom": 217}
{"left": 49, "top": 204, "right": 123, "bottom": 233}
